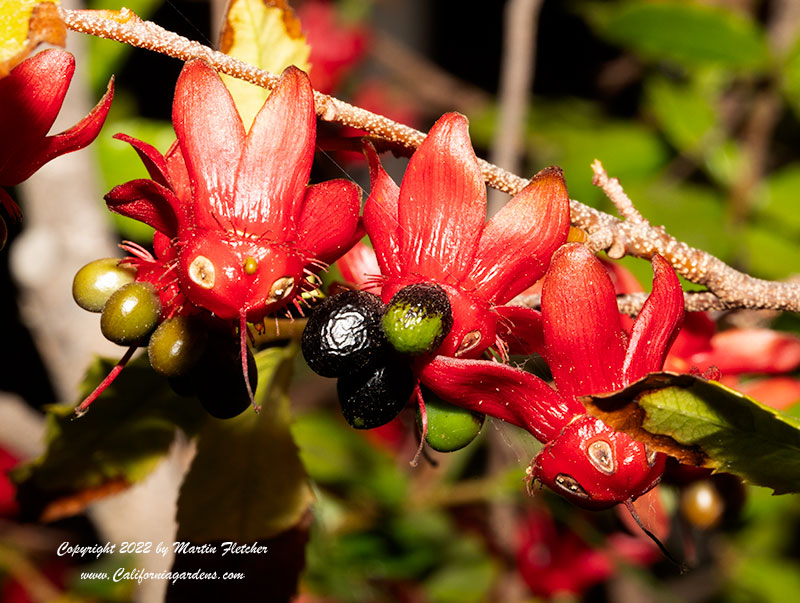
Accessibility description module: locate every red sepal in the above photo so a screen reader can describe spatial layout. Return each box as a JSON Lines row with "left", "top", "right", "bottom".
{"left": 622, "top": 254, "right": 684, "bottom": 383}
{"left": 690, "top": 328, "right": 800, "bottom": 375}
{"left": 173, "top": 60, "right": 245, "bottom": 232}
{"left": 105, "top": 179, "right": 180, "bottom": 238}
{"left": 494, "top": 305, "right": 545, "bottom": 355}
{"left": 397, "top": 113, "right": 485, "bottom": 285}
{"left": 112, "top": 133, "right": 171, "bottom": 188}
{"left": 296, "top": 179, "right": 362, "bottom": 265}
{"left": 39, "top": 77, "right": 114, "bottom": 172}
{"left": 362, "top": 141, "right": 402, "bottom": 277}
{"left": 465, "top": 167, "right": 570, "bottom": 303}
{"left": 234, "top": 65, "right": 316, "bottom": 240}
{"left": 541, "top": 243, "right": 627, "bottom": 397}
{"left": 0, "top": 49, "right": 113, "bottom": 185}
{"left": 335, "top": 240, "right": 382, "bottom": 292}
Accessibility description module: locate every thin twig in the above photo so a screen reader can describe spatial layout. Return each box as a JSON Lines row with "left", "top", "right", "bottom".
{"left": 590, "top": 160, "right": 800, "bottom": 312}
{"left": 591, "top": 159, "right": 645, "bottom": 224}
{"left": 511, "top": 291, "right": 732, "bottom": 317}
{"left": 59, "top": 7, "right": 800, "bottom": 313}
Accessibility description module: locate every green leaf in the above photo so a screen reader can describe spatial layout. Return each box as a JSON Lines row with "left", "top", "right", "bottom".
{"left": 13, "top": 355, "right": 206, "bottom": 521}
{"left": 644, "top": 74, "right": 718, "bottom": 155}
{"left": 726, "top": 557, "right": 800, "bottom": 603}
{"left": 582, "top": 372, "right": 800, "bottom": 495}
{"left": 219, "top": 0, "right": 311, "bottom": 128}
{"left": 780, "top": 35, "right": 800, "bottom": 120}
{"left": 424, "top": 555, "right": 497, "bottom": 603}
{"left": 624, "top": 180, "right": 734, "bottom": 261}
{"left": 175, "top": 344, "right": 313, "bottom": 542}
{"left": 756, "top": 164, "right": 800, "bottom": 235}
{"left": 291, "top": 410, "right": 409, "bottom": 508}
{"left": 586, "top": 1, "right": 770, "bottom": 70}
{"left": 523, "top": 100, "right": 668, "bottom": 204}
{"left": 468, "top": 99, "right": 668, "bottom": 206}
{"left": 742, "top": 221, "right": 800, "bottom": 281}
{"left": 703, "top": 138, "right": 746, "bottom": 188}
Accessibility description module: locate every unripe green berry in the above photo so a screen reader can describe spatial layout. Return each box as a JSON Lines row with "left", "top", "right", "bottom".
{"left": 72, "top": 258, "right": 136, "bottom": 312}
{"left": 382, "top": 283, "right": 453, "bottom": 355}
{"left": 148, "top": 316, "right": 207, "bottom": 377}
{"left": 417, "top": 387, "right": 484, "bottom": 452}
{"left": 100, "top": 282, "right": 161, "bottom": 345}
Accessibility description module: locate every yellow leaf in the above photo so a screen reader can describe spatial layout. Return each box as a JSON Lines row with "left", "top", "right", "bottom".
{"left": 219, "top": 0, "right": 311, "bottom": 128}
{"left": 0, "top": 0, "right": 66, "bottom": 77}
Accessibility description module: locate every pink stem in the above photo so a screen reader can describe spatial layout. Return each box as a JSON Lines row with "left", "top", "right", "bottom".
{"left": 74, "top": 344, "right": 138, "bottom": 416}
{"left": 409, "top": 385, "right": 427, "bottom": 467}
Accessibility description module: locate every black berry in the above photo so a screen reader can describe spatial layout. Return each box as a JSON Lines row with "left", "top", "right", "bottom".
{"left": 336, "top": 362, "right": 415, "bottom": 429}
{"left": 175, "top": 330, "right": 258, "bottom": 419}
{"left": 302, "top": 290, "right": 389, "bottom": 377}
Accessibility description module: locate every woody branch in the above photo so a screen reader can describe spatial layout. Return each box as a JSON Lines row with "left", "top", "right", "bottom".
{"left": 59, "top": 7, "right": 800, "bottom": 314}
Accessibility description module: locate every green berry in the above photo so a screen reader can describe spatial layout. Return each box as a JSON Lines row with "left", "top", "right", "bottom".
{"left": 417, "top": 387, "right": 484, "bottom": 452}
{"left": 72, "top": 258, "right": 136, "bottom": 312}
{"left": 382, "top": 283, "right": 453, "bottom": 355}
{"left": 148, "top": 316, "right": 207, "bottom": 377}
{"left": 100, "top": 282, "right": 161, "bottom": 345}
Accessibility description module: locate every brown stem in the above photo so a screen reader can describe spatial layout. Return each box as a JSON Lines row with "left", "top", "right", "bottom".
{"left": 512, "top": 291, "right": 733, "bottom": 317}
{"left": 59, "top": 7, "right": 800, "bottom": 313}
{"left": 591, "top": 160, "right": 800, "bottom": 312}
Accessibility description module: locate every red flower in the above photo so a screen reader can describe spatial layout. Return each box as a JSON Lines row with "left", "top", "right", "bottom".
{"left": 517, "top": 508, "right": 658, "bottom": 598}
{"left": 105, "top": 60, "right": 361, "bottom": 324}
{"left": 0, "top": 446, "right": 20, "bottom": 518}
{"left": 606, "top": 259, "right": 800, "bottom": 411}
{"left": 298, "top": 0, "right": 369, "bottom": 94}
{"left": 363, "top": 112, "right": 570, "bottom": 359}
{"left": 119, "top": 232, "right": 195, "bottom": 319}
{"left": 0, "top": 49, "right": 114, "bottom": 221}
{"left": 420, "top": 243, "right": 685, "bottom": 508}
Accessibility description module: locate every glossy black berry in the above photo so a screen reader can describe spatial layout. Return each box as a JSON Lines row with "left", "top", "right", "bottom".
{"left": 302, "top": 290, "right": 389, "bottom": 378}
{"left": 148, "top": 316, "right": 208, "bottom": 377}
{"left": 176, "top": 331, "right": 257, "bottom": 419}
{"left": 382, "top": 283, "right": 453, "bottom": 355}
{"left": 100, "top": 282, "right": 161, "bottom": 345}
{"left": 72, "top": 258, "right": 136, "bottom": 312}
{"left": 336, "top": 362, "right": 415, "bottom": 429}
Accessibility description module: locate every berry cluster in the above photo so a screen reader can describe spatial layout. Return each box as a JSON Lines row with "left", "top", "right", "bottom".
{"left": 71, "top": 255, "right": 255, "bottom": 419}
{"left": 301, "top": 284, "right": 483, "bottom": 452}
